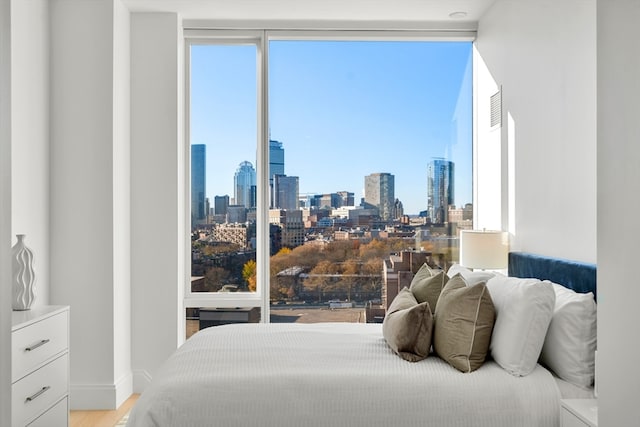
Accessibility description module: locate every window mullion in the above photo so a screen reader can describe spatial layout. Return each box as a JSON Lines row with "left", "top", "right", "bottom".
{"left": 257, "top": 31, "right": 271, "bottom": 322}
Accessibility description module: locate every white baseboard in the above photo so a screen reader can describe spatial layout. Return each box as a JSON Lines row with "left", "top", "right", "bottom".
{"left": 70, "top": 371, "right": 134, "bottom": 410}
{"left": 132, "top": 369, "right": 152, "bottom": 394}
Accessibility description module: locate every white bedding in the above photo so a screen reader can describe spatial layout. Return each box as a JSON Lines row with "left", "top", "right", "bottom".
{"left": 127, "top": 322, "right": 563, "bottom": 427}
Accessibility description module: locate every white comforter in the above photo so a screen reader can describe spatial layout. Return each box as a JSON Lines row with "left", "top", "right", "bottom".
{"left": 127, "top": 323, "right": 562, "bottom": 427}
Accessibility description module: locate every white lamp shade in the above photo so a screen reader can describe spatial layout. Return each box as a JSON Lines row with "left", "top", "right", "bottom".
{"left": 459, "top": 230, "right": 509, "bottom": 270}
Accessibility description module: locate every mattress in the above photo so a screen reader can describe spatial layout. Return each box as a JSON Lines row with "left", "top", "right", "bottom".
{"left": 127, "top": 322, "right": 563, "bottom": 427}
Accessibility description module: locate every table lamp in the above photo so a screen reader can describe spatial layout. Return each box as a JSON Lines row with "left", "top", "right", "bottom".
{"left": 459, "top": 229, "right": 509, "bottom": 270}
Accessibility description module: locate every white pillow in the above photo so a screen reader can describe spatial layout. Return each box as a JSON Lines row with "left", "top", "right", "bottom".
{"left": 447, "top": 263, "right": 496, "bottom": 286}
{"left": 486, "top": 275, "right": 556, "bottom": 376}
{"left": 447, "top": 263, "right": 469, "bottom": 277}
{"left": 539, "top": 282, "right": 597, "bottom": 388}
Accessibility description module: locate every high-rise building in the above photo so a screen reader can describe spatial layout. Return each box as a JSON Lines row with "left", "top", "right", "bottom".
{"left": 303, "top": 192, "right": 354, "bottom": 209}
{"left": 336, "top": 191, "right": 355, "bottom": 207}
{"left": 427, "top": 158, "right": 454, "bottom": 224}
{"left": 393, "top": 198, "right": 404, "bottom": 219}
{"left": 234, "top": 161, "right": 256, "bottom": 209}
{"left": 272, "top": 174, "right": 299, "bottom": 210}
{"left": 269, "top": 139, "right": 285, "bottom": 180}
{"left": 227, "top": 205, "right": 247, "bottom": 223}
{"left": 214, "top": 195, "right": 229, "bottom": 216}
{"left": 364, "top": 172, "right": 395, "bottom": 221}
{"left": 269, "top": 140, "right": 285, "bottom": 207}
{"left": 319, "top": 194, "right": 340, "bottom": 210}
{"left": 191, "top": 144, "right": 206, "bottom": 224}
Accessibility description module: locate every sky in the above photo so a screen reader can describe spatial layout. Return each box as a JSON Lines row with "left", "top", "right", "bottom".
{"left": 190, "top": 40, "right": 472, "bottom": 215}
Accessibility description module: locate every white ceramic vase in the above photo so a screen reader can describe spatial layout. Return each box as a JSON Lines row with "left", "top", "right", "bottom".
{"left": 11, "top": 234, "right": 36, "bottom": 310}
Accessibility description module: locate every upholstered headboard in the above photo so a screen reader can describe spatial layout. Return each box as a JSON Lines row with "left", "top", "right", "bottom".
{"left": 508, "top": 252, "right": 597, "bottom": 300}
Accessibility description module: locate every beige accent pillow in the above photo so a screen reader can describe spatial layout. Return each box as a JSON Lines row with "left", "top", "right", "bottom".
{"left": 382, "top": 287, "right": 433, "bottom": 362}
{"left": 411, "top": 262, "right": 434, "bottom": 283}
{"left": 433, "top": 274, "right": 496, "bottom": 373}
{"left": 410, "top": 270, "right": 449, "bottom": 313}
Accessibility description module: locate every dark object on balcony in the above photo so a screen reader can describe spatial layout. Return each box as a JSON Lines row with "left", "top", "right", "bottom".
{"left": 199, "top": 307, "right": 260, "bottom": 329}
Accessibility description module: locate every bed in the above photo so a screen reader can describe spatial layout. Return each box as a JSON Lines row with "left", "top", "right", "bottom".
{"left": 127, "top": 252, "right": 597, "bottom": 427}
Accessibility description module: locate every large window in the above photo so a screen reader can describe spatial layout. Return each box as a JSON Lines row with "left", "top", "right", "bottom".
{"left": 189, "top": 42, "right": 259, "bottom": 295}
{"left": 186, "top": 31, "right": 472, "bottom": 335}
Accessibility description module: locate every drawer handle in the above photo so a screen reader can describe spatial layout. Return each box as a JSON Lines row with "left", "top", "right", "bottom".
{"left": 25, "top": 339, "right": 50, "bottom": 351}
{"left": 25, "top": 386, "right": 50, "bottom": 402}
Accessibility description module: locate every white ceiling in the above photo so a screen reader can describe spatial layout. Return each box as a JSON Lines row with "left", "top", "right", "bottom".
{"left": 122, "top": 0, "right": 497, "bottom": 27}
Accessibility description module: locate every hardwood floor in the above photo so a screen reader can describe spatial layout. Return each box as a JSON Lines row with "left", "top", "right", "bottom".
{"left": 69, "top": 394, "right": 139, "bottom": 427}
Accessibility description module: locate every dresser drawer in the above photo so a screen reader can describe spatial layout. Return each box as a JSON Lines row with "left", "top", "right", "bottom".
{"left": 12, "top": 310, "right": 68, "bottom": 383}
{"left": 12, "top": 353, "right": 69, "bottom": 427}
{"left": 27, "top": 396, "right": 68, "bottom": 427}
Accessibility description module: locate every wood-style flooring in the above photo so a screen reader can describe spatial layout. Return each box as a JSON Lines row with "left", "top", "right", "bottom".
{"left": 69, "top": 394, "right": 139, "bottom": 427}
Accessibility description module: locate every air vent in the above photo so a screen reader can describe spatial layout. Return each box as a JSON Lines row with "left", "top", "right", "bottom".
{"left": 490, "top": 88, "right": 502, "bottom": 128}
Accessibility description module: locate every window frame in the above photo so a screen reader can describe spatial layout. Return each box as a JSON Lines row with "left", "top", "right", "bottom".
{"left": 183, "top": 29, "right": 475, "bottom": 323}
{"left": 184, "top": 31, "right": 269, "bottom": 317}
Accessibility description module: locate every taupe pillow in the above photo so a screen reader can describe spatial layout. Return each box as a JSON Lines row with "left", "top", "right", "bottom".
{"left": 383, "top": 287, "right": 433, "bottom": 362}
{"left": 433, "top": 274, "right": 495, "bottom": 373}
{"left": 410, "top": 263, "right": 434, "bottom": 285}
{"left": 410, "top": 270, "right": 449, "bottom": 313}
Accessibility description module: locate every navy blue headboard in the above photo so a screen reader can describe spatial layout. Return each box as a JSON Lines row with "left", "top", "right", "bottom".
{"left": 508, "top": 252, "right": 597, "bottom": 300}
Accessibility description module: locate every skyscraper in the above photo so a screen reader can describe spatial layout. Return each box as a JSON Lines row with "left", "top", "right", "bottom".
{"left": 269, "top": 139, "right": 285, "bottom": 180}
{"left": 336, "top": 191, "right": 355, "bottom": 207}
{"left": 214, "top": 195, "right": 229, "bottom": 216}
{"left": 272, "top": 174, "right": 299, "bottom": 210}
{"left": 364, "top": 172, "right": 395, "bottom": 221}
{"left": 191, "top": 144, "right": 206, "bottom": 224}
{"left": 427, "top": 158, "right": 455, "bottom": 224}
{"left": 269, "top": 139, "right": 285, "bottom": 207}
{"left": 234, "top": 161, "right": 256, "bottom": 209}
{"left": 394, "top": 198, "right": 404, "bottom": 219}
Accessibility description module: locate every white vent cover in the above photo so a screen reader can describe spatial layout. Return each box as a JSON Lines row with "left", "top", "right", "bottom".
{"left": 490, "top": 88, "right": 502, "bottom": 128}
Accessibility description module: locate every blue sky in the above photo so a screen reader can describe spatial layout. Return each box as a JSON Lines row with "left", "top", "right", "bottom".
{"left": 190, "top": 40, "right": 472, "bottom": 215}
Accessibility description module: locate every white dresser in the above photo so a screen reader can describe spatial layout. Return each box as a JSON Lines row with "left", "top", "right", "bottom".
{"left": 12, "top": 306, "right": 69, "bottom": 427}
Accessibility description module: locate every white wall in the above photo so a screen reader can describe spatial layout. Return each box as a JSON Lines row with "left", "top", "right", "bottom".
{"left": 2, "top": 0, "right": 50, "bottom": 420}
{"left": 10, "top": 0, "right": 50, "bottom": 307}
{"left": 475, "top": 0, "right": 597, "bottom": 263}
{"left": 50, "top": 0, "right": 131, "bottom": 410}
{"left": 0, "top": 0, "right": 12, "bottom": 423}
{"left": 130, "top": 12, "right": 184, "bottom": 392}
{"left": 473, "top": 45, "right": 502, "bottom": 231}
{"left": 596, "top": 1, "right": 640, "bottom": 425}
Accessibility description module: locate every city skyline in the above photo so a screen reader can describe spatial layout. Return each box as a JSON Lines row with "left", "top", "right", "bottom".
{"left": 208, "top": 155, "right": 458, "bottom": 218}
{"left": 190, "top": 40, "right": 472, "bottom": 215}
